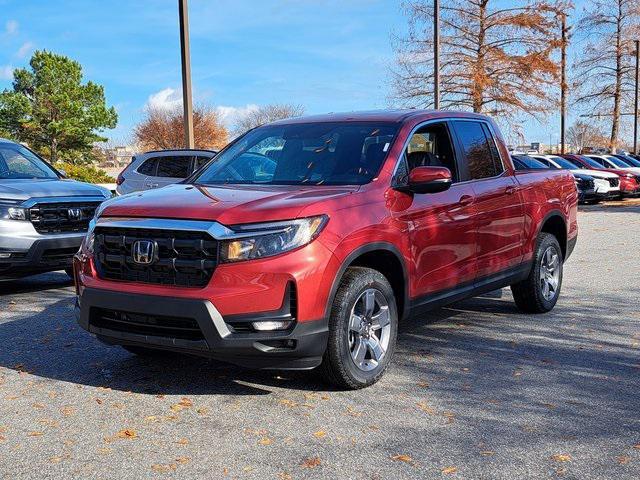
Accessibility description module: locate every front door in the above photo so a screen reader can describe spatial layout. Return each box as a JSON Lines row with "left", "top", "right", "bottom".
{"left": 393, "top": 122, "right": 477, "bottom": 299}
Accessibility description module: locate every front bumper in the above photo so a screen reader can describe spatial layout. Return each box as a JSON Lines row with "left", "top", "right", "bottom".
{"left": 75, "top": 287, "right": 329, "bottom": 370}
{"left": 0, "top": 219, "right": 85, "bottom": 278}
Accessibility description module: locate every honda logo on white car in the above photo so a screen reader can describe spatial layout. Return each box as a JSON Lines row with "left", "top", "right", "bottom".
{"left": 132, "top": 240, "right": 157, "bottom": 265}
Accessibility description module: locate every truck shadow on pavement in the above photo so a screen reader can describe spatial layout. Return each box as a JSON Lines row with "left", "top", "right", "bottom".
{"left": 1, "top": 274, "right": 639, "bottom": 421}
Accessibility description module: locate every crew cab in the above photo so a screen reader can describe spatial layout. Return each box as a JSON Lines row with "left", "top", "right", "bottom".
{"left": 74, "top": 111, "right": 578, "bottom": 389}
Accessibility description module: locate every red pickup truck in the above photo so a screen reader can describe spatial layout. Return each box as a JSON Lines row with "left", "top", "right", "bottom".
{"left": 74, "top": 110, "right": 578, "bottom": 389}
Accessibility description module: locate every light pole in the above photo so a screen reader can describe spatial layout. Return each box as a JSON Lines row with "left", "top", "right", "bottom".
{"left": 560, "top": 13, "right": 568, "bottom": 155}
{"left": 634, "top": 40, "right": 639, "bottom": 155}
{"left": 433, "top": 0, "right": 440, "bottom": 110}
{"left": 179, "top": 0, "right": 195, "bottom": 149}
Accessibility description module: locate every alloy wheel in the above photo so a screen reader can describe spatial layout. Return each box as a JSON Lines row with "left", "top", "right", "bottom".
{"left": 348, "top": 288, "right": 391, "bottom": 372}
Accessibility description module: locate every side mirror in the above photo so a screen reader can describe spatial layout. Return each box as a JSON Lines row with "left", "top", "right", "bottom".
{"left": 406, "top": 166, "right": 452, "bottom": 194}
{"left": 58, "top": 169, "right": 68, "bottom": 178}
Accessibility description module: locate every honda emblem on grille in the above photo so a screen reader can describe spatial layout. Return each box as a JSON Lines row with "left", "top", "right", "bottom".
{"left": 67, "top": 208, "right": 83, "bottom": 220}
{"left": 132, "top": 240, "right": 157, "bottom": 265}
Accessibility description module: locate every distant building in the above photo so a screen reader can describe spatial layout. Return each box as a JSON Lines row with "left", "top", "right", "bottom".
{"left": 102, "top": 146, "right": 136, "bottom": 169}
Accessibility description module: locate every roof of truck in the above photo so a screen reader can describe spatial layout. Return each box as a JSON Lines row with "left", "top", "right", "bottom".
{"left": 268, "top": 109, "right": 489, "bottom": 126}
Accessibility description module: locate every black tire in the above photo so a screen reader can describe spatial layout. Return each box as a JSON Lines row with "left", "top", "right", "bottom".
{"left": 511, "top": 233, "right": 563, "bottom": 313}
{"left": 320, "top": 267, "right": 398, "bottom": 389}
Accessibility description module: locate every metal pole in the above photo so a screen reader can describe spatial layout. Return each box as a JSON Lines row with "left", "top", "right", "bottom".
{"left": 434, "top": 0, "right": 440, "bottom": 110}
{"left": 560, "top": 14, "right": 567, "bottom": 154}
{"left": 634, "top": 40, "right": 639, "bottom": 154}
{"left": 179, "top": 0, "right": 195, "bottom": 149}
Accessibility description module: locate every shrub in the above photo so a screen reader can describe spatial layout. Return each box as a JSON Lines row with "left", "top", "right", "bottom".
{"left": 54, "top": 161, "right": 114, "bottom": 184}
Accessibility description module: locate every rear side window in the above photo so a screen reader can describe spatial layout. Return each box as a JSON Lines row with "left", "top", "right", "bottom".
{"left": 452, "top": 121, "right": 503, "bottom": 180}
{"left": 137, "top": 158, "right": 158, "bottom": 175}
{"left": 155, "top": 156, "right": 192, "bottom": 178}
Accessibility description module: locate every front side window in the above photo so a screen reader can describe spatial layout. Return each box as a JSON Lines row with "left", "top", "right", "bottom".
{"left": 394, "top": 122, "right": 459, "bottom": 185}
{"left": 194, "top": 122, "right": 399, "bottom": 186}
{"left": 452, "top": 121, "right": 503, "bottom": 180}
{"left": 0, "top": 144, "right": 58, "bottom": 179}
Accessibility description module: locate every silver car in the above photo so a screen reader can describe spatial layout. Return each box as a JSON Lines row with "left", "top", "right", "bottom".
{"left": 0, "top": 138, "right": 111, "bottom": 279}
{"left": 116, "top": 149, "right": 217, "bottom": 195}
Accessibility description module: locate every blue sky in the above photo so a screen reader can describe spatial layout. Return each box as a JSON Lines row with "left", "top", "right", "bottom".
{"left": 0, "top": 0, "right": 593, "bottom": 146}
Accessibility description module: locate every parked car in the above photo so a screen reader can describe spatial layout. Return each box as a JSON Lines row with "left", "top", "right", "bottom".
{"left": 529, "top": 154, "right": 621, "bottom": 199}
{"left": 563, "top": 154, "right": 640, "bottom": 198}
{"left": 512, "top": 155, "right": 599, "bottom": 203}
{"left": 74, "top": 111, "right": 578, "bottom": 389}
{"left": 584, "top": 154, "right": 640, "bottom": 176}
{"left": 0, "top": 138, "right": 111, "bottom": 279}
{"left": 116, "top": 149, "right": 217, "bottom": 195}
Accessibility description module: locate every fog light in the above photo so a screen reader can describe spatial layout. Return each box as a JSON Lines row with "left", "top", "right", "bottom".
{"left": 251, "top": 320, "right": 293, "bottom": 331}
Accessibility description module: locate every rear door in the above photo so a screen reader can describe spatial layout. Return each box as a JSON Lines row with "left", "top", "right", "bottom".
{"left": 451, "top": 120, "right": 525, "bottom": 281}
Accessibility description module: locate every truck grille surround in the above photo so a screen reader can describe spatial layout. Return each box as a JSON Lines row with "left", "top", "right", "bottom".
{"left": 29, "top": 202, "right": 101, "bottom": 234}
{"left": 93, "top": 227, "right": 218, "bottom": 287}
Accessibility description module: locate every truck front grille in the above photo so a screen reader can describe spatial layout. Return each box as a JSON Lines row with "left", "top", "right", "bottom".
{"left": 93, "top": 227, "right": 218, "bottom": 287}
{"left": 29, "top": 202, "right": 100, "bottom": 234}
{"left": 90, "top": 307, "right": 205, "bottom": 341}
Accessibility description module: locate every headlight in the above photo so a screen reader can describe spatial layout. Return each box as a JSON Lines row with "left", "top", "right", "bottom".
{"left": 219, "top": 215, "right": 328, "bottom": 263}
{"left": 0, "top": 199, "right": 27, "bottom": 221}
{"left": 80, "top": 219, "right": 96, "bottom": 254}
{"left": 624, "top": 173, "right": 634, "bottom": 178}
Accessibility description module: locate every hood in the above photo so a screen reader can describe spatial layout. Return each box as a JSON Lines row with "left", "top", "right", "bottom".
{"left": 0, "top": 178, "right": 110, "bottom": 203}
{"left": 618, "top": 167, "right": 640, "bottom": 176}
{"left": 100, "top": 183, "right": 360, "bottom": 224}
{"left": 572, "top": 168, "right": 619, "bottom": 179}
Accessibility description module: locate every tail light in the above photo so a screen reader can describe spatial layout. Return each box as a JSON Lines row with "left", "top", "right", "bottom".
{"left": 116, "top": 171, "right": 125, "bottom": 185}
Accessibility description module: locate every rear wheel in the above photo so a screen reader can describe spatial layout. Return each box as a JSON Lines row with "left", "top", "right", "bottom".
{"left": 320, "top": 267, "right": 398, "bottom": 389}
{"left": 511, "top": 233, "right": 563, "bottom": 313}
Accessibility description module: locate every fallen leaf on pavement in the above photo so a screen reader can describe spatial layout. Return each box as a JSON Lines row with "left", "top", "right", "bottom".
{"left": 616, "top": 456, "right": 630, "bottom": 465}
{"left": 258, "top": 437, "right": 272, "bottom": 446}
{"left": 391, "top": 454, "right": 413, "bottom": 464}
{"left": 442, "top": 466, "right": 458, "bottom": 474}
{"left": 417, "top": 402, "right": 436, "bottom": 415}
{"left": 27, "top": 431, "right": 44, "bottom": 437}
{"left": 313, "top": 430, "right": 327, "bottom": 439}
{"left": 301, "top": 457, "right": 321, "bottom": 468}
{"left": 151, "top": 464, "right": 177, "bottom": 473}
{"left": 175, "top": 456, "right": 190, "bottom": 465}
{"left": 176, "top": 438, "right": 189, "bottom": 445}
{"left": 551, "top": 454, "right": 571, "bottom": 462}
{"left": 116, "top": 429, "right": 137, "bottom": 439}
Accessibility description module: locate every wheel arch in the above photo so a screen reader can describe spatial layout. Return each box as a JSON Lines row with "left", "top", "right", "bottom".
{"left": 324, "top": 243, "right": 410, "bottom": 322}
{"left": 538, "top": 211, "right": 568, "bottom": 260}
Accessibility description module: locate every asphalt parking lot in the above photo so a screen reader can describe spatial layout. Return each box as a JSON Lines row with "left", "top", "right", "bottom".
{"left": 1, "top": 202, "right": 639, "bottom": 479}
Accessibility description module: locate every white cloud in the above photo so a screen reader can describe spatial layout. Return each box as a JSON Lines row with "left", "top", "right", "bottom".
{"left": 145, "top": 87, "right": 183, "bottom": 111}
{"left": 4, "top": 20, "right": 18, "bottom": 36}
{"left": 215, "top": 104, "right": 259, "bottom": 127}
{"left": 0, "top": 65, "right": 14, "bottom": 80}
{"left": 16, "top": 41, "right": 34, "bottom": 59}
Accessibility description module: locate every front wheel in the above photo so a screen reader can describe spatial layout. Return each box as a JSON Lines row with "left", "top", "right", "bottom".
{"left": 320, "top": 267, "right": 398, "bottom": 389}
{"left": 511, "top": 233, "right": 563, "bottom": 313}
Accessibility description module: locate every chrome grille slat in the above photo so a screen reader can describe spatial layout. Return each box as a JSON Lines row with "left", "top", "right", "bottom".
{"left": 29, "top": 202, "right": 100, "bottom": 234}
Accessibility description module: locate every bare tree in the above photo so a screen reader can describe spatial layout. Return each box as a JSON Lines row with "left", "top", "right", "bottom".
{"left": 134, "top": 104, "right": 228, "bottom": 151}
{"left": 573, "top": 0, "right": 640, "bottom": 152}
{"left": 233, "top": 104, "right": 305, "bottom": 136}
{"left": 391, "top": 0, "right": 563, "bottom": 121}
{"left": 566, "top": 120, "right": 608, "bottom": 153}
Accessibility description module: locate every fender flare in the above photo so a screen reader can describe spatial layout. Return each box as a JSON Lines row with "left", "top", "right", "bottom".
{"left": 536, "top": 209, "right": 568, "bottom": 257}
{"left": 323, "top": 242, "right": 410, "bottom": 321}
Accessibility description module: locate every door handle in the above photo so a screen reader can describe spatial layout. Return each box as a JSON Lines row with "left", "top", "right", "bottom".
{"left": 459, "top": 194, "right": 474, "bottom": 206}
{"left": 505, "top": 186, "right": 516, "bottom": 195}
{"left": 146, "top": 183, "right": 159, "bottom": 188}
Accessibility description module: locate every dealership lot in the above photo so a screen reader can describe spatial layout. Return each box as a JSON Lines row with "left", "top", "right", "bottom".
{"left": 0, "top": 203, "right": 639, "bottom": 479}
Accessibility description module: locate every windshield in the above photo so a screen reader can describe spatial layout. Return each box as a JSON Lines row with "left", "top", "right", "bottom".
{"left": 549, "top": 156, "right": 579, "bottom": 169}
{"left": 0, "top": 143, "right": 59, "bottom": 179}
{"left": 579, "top": 156, "right": 604, "bottom": 169}
{"left": 513, "top": 156, "right": 547, "bottom": 169}
{"left": 611, "top": 155, "right": 634, "bottom": 168}
{"left": 194, "top": 122, "right": 399, "bottom": 186}
{"left": 621, "top": 156, "right": 640, "bottom": 167}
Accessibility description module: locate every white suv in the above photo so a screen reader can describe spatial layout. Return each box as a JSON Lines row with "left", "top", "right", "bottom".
{"left": 116, "top": 149, "right": 217, "bottom": 195}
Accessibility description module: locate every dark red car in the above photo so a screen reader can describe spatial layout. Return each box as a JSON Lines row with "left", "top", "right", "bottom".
{"left": 562, "top": 154, "right": 640, "bottom": 197}
{"left": 74, "top": 110, "right": 578, "bottom": 389}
